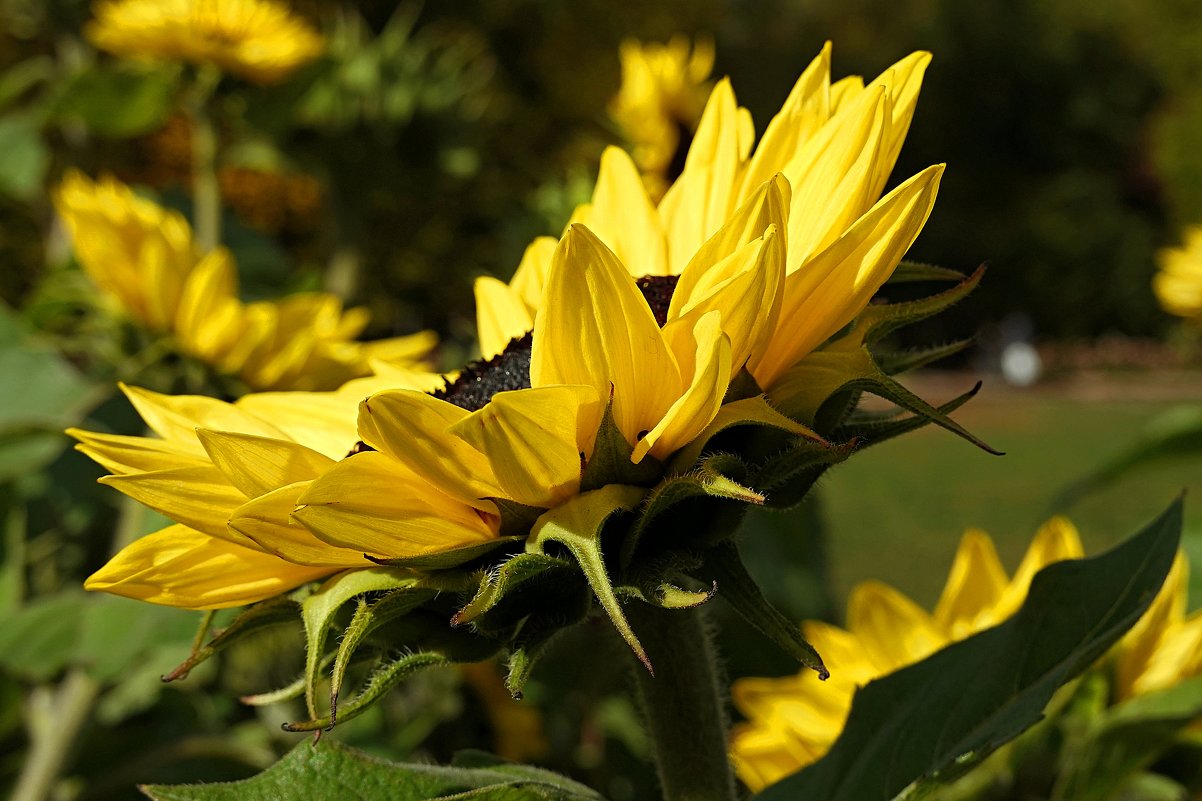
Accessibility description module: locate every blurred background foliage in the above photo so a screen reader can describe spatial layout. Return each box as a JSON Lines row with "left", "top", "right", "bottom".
{"left": 1, "top": 0, "right": 1202, "bottom": 798}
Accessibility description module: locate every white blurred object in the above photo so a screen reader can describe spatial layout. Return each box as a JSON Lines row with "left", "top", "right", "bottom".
{"left": 1001, "top": 341, "right": 1042, "bottom": 387}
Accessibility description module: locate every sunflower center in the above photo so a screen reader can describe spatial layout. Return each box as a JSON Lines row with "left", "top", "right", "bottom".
{"left": 432, "top": 275, "right": 679, "bottom": 412}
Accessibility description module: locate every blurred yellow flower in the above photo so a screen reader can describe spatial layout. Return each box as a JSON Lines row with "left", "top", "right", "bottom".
{"left": 87, "top": 0, "right": 324, "bottom": 84}
{"left": 1114, "top": 551, "right": 1202, "bottom": 700}
{"left": 610, "top": 36, "right": 715, "bottom": 198}
{"left": 73, "top": 368, "right": 440, "bottom": 608}
{"left": 729, "top": 519, "right": 1085, "bottom": 791}
{"left": 54, "top": 172, "right": 434, "bottom": 391}
{"left": 1154, "top": 226, "right": 1202, "bottom": 321}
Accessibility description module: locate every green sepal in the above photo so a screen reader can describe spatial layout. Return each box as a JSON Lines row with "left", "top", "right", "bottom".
{"left": 752, "top": 435, "right": 860, "bottom": 509}
{"left": 697, "top": 542, "right": 827, "bottom": 677}
{"left": 771, "top": 346, "right": 999, "bottom": 454}
{"left": 329, "top": 587, "right": 439, "bottom": 724}
{"left": 580, "top": 392, "right": 664, "bottom": 491}
{"left": 527, "top": 484, "right": 650, "bottom": 671}
{"left": 669, "top": 395, "right": 823, "bottom": 474}
{"left": 451, "top": 552, "right": 582, "bottom": 632}
{"left": 503, "top": 596, "right": 591, "bottom": 700}
{"left": 489, "top": 497, "right": 546, "bottom": 536}
{"left": 282, "top": 652, "right": 449, "bottom": 732}
{"left": 619, "top": 578, "right": 717, "bottom": 611}
{"left": 299, "top": 568, "right": 420, "bottom": 719}
{"left": 872, "top": 338, "right": 974, "bottom": 376}
{"left": 723, "top": 366, "right": 764, "bottom": 403}
{"left": 162, "top": 596, "right": 299, "bottom": 682}
{"left": 366, "top": 536, "right": 526, "bottom": 570}
{"left": 834, "top": 382, "right": 981, "bottom": 453}
{"left": 857, "top": 265, "right": 985, "bottom": 346}
{"left": 888, "top": 260, "right": 971, "bottom": 284}
{"left": 621, "top": 453, "right": 761, "bottom": 569}
{"left": 240, "top": 670, "right": 311, "bottom": 707}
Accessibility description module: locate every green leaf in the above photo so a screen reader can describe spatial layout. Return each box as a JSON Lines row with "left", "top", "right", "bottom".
{"left": 140, "top": 738, "right": 606, "bottom": 800}
{"left": 49, "top": 65, "right": 178, "bottom": 138}
{"left": 0, "top": 114, "right": 47, "bottom": 200}
{"left": 1051, "top": 676, "right": 1202, "bottom": 801}
{"left": 755, "top": 498, "right": 1183, "bottom": 801}
{"left": 0, "top": 591, "right": 89, "bottom": 680}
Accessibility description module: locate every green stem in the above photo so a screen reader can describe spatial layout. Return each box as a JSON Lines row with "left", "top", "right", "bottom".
{"left": 189, "top": 66, "right": 222, "bottom": 252}
{"left": 626, "top": 604, "right": 737, "bottom": 801}
{"left": 9, "top": 669, "right": 100, "bottom": 801}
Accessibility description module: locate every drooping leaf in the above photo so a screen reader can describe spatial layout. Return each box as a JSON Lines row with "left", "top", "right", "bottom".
{"left": 140, "top": 737, "right": 606, "bottom": 800}
{"left": 49, "top": 65, "right": 178, "bottom": 138}
{"left": 756, "top": 498, "right": 1182, "bottom": 801}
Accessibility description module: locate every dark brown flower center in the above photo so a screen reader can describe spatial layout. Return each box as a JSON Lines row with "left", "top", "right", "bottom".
{"left": 432, "top": 275, "right": 679, "bottom": 413}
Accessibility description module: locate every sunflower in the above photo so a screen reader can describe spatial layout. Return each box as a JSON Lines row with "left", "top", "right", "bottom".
{"left": 86, "top": 0, "right": 324, "bottom": 85}
{"left": 1154, "top": 225, "right": 1202, "bottom": 322}
{"left": 609, "top": 36, "right": 715, "bottom": 198}
{"left": 55, "top": 171, "right": 435, "bottom": 391}
{"left": 73, "top": 366, "right": 441, "bottom": 608}
{"left": 482, "top": 43, "right": 942, "bottom": 395}
{"left": 1114, "top": 550, "right": 1202, "bottom": 700}
{"left": 729, "top": 519, "right": 1086, "bottom": 791}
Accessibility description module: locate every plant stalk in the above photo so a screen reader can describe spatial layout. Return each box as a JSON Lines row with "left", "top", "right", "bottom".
{"left": 625, "top": 604, "right": 737, "bottom": 801}
{"left": 9, "top": 668, "right": 100, "bottom": 801}
{"left": 189, "top": 66, "right": 222, "bottom": 252}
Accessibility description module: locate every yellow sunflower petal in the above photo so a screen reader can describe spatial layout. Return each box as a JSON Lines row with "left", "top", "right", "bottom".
{"left": 932, "top": 529, "right": 1009, "bottom": 637}
{"left": 357, "top": 390, "right": 503, "bottom": 509}
{"left": 121, "top": 383, "right": 285, "bottom": 452}
{"left": 634, "top": 310, "right": 731, "bottom": 463}
{"left": 830, "top": 74, "right": 865, "bottom": 111}
{"left": 665, "top": 223, "right": 784, "bottom": 377}
{"left": 659, "top": 78, "right": 743, "bottom": 273}
{"left": 196, "top": 429, "right": 335, "bottom": 499}
{"left": 736, "top": 42, "right": 832, "bottom": 204}
{"left": 234, "top": 386, "right": 377, "bottom": 462}
{"left": 993, "top": 516, "right": 1085, "bottom": 620}
{"left": 753, "top": 164, "right": 944, "bottom": 388}
{"left": 531, "top": 224, "right": 680, "bottom": 448}
{"left": 847, "top": 579, "right": 946, "bottom": 673}
{"left": 84, "top": 524, "right": 333, "bottom": 609}
{"left": 294, "top": 451, "right": 498, "bottom": 559}
{"left": 475, "top": 276, "right": 534, "bottom": 360}
{"left": 229, "top": 481, "right": 369, "bottom": 567}
{"left": 784, "top": 84, "right": 888, "bottom": 268}
{"left": 174, "top": 249, "right": 243, "bottom": 361}
{"left": 509, "top": 236, "right": 558, "bottom": 315}
{"left": 67, "top": 428, "right": 206, "bottom": 475}
{"left": 1115, "top": 551, "right": 1189, "bottom": 698}
{"left": 867, "top": 51, "right": 932, "bottom": 200}
{"left": 99, "top": 465, "right": 258, "bottom": 548}
{"left": 449, "top": 385, "right": 601, "bottom": 508}
{"left": 581, "top": 146, "right": 668, "bottom": 277}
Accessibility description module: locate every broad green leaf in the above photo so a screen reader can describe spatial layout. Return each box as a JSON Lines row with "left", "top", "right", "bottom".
{"left": 140, "top": 738, "right": 607, "bottom": 800}
{"left": 1051, "top": 676, "right": 1202, "bottom": 801}
{"left": 755, "top": 498, "right": 1182, "bottom": 801}
{"left": 0, "top": 591, "right": 89, "bottom": 680}
{"left": 49, "top": 66, "right": 178, "bottom": 138}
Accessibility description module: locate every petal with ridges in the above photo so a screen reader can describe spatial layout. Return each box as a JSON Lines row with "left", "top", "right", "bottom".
{"left": 121, "top": 383, "right": 286, "bottom": 452}
{"left": 582, "top": 147, "right": 668, "bottom": 277}
{"left": 867, "top": 51, "right": 932, "bottom": 199}
{"left": 229, "top": 481, "right": 369, "bottom": 567}
{"left": 84, "top": 524, "right": 333, "bottom": 609}
{"left": 294, "top": 451, "right": 498, "bottom": 558}
{"left": 68, "top": 428, "right": 206, "bottom": 475}
{"left": 531, "top": 224, "right": 680, "bottom": 448}
{"left": 635, "top": 311, "right": 731, "bottom": 463}
{"left": 449, "top": 385, "right": 601, "bottom": 508}
{"left": 197, "top": 429, "right": 335, "bottom": 499}
{"left": 753, "top": 164, "right": 944, "bottom": 388}
{"left": 357, "top": 390, "right": 503, "bottom": 509}
{"left": 100, "top": 465, "right": 260, "bottom": 548}
{"left": 474, "top": 276, "right": 533, "bottom": 360}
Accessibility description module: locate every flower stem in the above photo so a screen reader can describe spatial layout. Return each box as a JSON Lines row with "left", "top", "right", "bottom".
{"left": 625, "top": 604, "right": 737, "bottom": 801}
{"left": 189, "top": 66, "right": 222, "bottom": 252}
{"left": 9, "top": 668, "right": 99, "bottom": 801}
